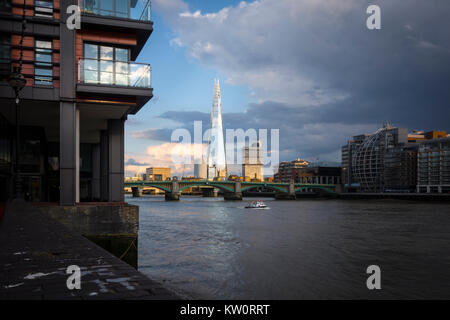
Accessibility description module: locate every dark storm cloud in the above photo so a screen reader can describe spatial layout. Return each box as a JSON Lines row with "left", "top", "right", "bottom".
{"left": 129, "top": 128, "right": 173, "bottom": 141}
{"left": 124, "top": 158, "right": 150, "bottom": 166}
{"left": 149, "top": 0, "right": 450, "bottom": 160}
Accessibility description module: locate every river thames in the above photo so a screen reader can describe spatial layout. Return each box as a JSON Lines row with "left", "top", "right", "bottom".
{"left": 129, "top": 195, "right": 450, "bottom": 299}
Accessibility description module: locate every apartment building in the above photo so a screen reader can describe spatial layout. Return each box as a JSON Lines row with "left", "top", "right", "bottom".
{"left": 0, "top": 0, "right": 153, "bottom": 203}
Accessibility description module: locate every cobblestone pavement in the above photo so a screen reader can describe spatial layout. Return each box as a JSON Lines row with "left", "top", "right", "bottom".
{"left": 0, "top": 201, "right": 179, "bottom": 300}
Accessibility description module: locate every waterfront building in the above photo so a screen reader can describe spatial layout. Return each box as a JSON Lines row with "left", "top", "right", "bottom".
{"left": 274, "top": 158, "right": 341, "bottom": 184}
{"left": 206, "top": 79, "right": 227, "bottom": 180}
{"left": 274, "top": 158, "right": 309, "bottom": 182}
{"left": 194, "top": 162, "right": 207, "bottom": 179}
{"left": 417, "top": 137, "right": 450, "bottom": 194}
{"left": 342, "top": 123, "right": 449, "bottom": 193}
{"left": 384, "top": 146, "right": 418, "bottom": 192}
{"left": 351, "top": 124, "right": 409, "bottom": 192}
{"left": 146, "top": 167, "right": 171, "bottom": 181}
{"left": 0, "top": 0, "right": 153, "bottom": 203}
{"left": 341, "top": 134, "right": 370, "bottom": 190}
{"left": 242, "top": 141, "right": 264, "bottom": 182}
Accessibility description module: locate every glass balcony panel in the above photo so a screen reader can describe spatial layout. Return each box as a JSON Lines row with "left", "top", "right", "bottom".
{"left": 84, "top": 70, "right": 99, "bottom": 83}
{"left": 100, "top": 0, "right": 114, "bottom": 16}
{"left": 85, "top": 59, "right": 98, "bottom": 71}
{"left": 116, "top": 0, "right": 130, "bottom": 18}
{"left": 115, "top": 73, "right": 129, "bottom": 86}
{"left": 80, "top": 0, "right": 151, "bottom": 21}
{"left": 79, "top": 58, "right": 151, "bottom": 88}
{"left": 82, "top": 0, "right": 99, "bottom": 14}
{"left": 100, "top": 71, "right": 113, "bottom": 85}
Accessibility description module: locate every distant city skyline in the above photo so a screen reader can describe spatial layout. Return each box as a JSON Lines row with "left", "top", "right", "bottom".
{"left": 125, "top": 0, "right": 450, "bottom": 177}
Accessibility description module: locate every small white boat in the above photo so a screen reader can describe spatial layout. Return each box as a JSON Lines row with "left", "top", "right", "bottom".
{"left": 245, "top": 200, "right": 268, "bottom": 209}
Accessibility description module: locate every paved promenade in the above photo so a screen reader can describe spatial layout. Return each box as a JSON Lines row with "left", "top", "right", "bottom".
{"left": 0, "top": 201, "right": 179, "bottom": 300}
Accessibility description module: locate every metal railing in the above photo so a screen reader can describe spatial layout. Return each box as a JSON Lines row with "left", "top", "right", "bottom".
{"left": 78, "top": 58, "right": 151, "bottom": 88}
{"left": 79, "top": 0, "right": 151, "bottom": 21}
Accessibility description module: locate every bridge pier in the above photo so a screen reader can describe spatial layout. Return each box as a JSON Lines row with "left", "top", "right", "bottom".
{"left": 165, "top": 181, "right": 180, "bottom": 201}
{"left": 131, "top": 187, "right": 142, "bottom": 198}
{"left": 165, "top": 192, "right": 180, "bottom": 201}
{"left": 224, "top": 181, "right": 242, "bottom": 200}
{"left": 275, "top": 181, "right": 296, "bottom": 200}
{"left": 202, "top": 187, "right": 218, "bottom": 197}
{"left": 224, "top": 192, "right": 243, "bottom": 200}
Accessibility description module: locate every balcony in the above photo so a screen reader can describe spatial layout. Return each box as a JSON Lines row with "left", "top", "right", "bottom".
{"left": 80, "top": 0, "right": 151, "bottom": 21}
{"left": 77, "top": 58, "right": 152, "bottom": 114}
{"left": 79, "top": 0, "right": 153, "bottom": 59}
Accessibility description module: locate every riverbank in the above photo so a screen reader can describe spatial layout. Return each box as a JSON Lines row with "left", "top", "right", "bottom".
{"left": 338, "top": 193, "right": 450, "bottom": 201}
{"left": 0, "top": 201, "right": 179, "bottom": 300}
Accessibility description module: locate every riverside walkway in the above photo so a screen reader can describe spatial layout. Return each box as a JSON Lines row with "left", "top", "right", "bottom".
{"left": 0, "top": 201, "right": 179, "bottom": 300}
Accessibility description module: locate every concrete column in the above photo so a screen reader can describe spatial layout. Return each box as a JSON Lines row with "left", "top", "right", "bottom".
{"left": 165, "top": 181, "right": 180, "bottom": 201}
{"left": 60, "top": 103, "right": 79, "bottom": 205}
{"left": 224, "top": 181, "right": 242, "bottom": 200}
{"left": 59, "top": 0, "right": 78, "bottom": 205}
{"left": 108, "top": 119, "right": 124, "bottom": 202}
{"left": 438, "top": 186, "right": 442, "bottom": 194}
{"left": 92, "top": 143, "right": 101, "bottom": 201}
{"left": 426, "top": 186, "right": 431, "bottom": 193}
{"left": 100, "top": 130, "right": 108, "bottom": 201}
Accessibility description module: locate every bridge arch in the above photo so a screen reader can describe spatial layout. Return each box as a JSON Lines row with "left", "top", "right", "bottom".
{"left": 126, "top": 183, "right": 172, "bottom": 193}
{"left": 178, "top": 183, "right": 234, "bottom": 193}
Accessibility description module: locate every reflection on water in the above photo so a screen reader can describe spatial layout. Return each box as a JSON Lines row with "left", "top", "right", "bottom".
{"left": 130, "top": 195, "right": 450, "bottom": 299}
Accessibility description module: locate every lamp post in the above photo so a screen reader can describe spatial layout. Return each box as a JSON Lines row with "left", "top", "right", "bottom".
{"left": 8, "top": 67, "right": 26, "bottom": 200}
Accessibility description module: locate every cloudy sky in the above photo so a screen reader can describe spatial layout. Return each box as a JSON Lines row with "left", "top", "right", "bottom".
{"left": 125, "top": 0, "right": 450, "bottom": 177}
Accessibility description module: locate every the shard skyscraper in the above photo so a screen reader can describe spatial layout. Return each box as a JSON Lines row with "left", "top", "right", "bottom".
{"left": 206, "top": 79, "right": 227, "bottom": 180}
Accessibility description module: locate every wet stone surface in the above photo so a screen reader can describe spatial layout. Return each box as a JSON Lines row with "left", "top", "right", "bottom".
{"left": 0, "top": 202, "right": 179, "bottom": 300}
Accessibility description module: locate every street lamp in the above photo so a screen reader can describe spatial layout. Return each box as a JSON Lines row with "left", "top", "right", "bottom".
{"left": 8, "top": 67, "right": 26, "bottom": 200}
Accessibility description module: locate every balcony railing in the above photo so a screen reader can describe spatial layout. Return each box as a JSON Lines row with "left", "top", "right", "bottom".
{"left": 78, "top": 58, "right": 151, "bottom": 88}
{"left": 80, "top": 0, "right": 151, "bottom": 21}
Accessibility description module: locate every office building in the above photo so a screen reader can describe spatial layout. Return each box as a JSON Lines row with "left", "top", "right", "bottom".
{"left": 146, "top": 167, "right": 170, "bottom": 181}
{"left": 342, "top": 122, "right": 449, "bottom": 193}
{"left": 194, "top": 162, "right": 207, "bottom": 179}
{"left": 417, "top": 137, "right": 450, "bottom": 193}
{"left": 242, "top": 141, "right": 264, "bottom": 181}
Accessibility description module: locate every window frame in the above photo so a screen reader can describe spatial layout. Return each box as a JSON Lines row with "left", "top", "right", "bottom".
{"left": 34, "top": 0, "right": 54, "bottom": 18}
{"left": 34, "top": 38, "right": 53, "bottom": 86}
{"left": 82, "top": 42, "right": 130, "bottom": 86}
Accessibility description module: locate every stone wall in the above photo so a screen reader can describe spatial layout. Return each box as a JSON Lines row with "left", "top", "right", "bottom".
{"left": 38, "top": 204, "right": 139, "bottom": 268}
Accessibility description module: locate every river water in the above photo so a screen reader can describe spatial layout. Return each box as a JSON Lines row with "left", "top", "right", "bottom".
{"left": 129, "top": 195, "right": 450, "bottom": 299}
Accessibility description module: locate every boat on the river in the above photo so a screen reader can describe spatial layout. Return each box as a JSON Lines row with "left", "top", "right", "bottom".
{"left": 245, "top": 200, "right": 269, "bottom": 209}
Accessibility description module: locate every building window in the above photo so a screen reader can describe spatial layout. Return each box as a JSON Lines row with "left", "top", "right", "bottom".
{"left": 83, "top": 43, "right": 129, "bottom": 85}
{"left": 0, "top": 34, "right": 11, "bottom": 77}
{"left": 0, "top": 0, "right": 12, "bottom": 13}
{"left": 35, "top": 0, "right": 53, "bottom": 18}
{"left": 35, "top": 39, "right": 53, "bottom": 86}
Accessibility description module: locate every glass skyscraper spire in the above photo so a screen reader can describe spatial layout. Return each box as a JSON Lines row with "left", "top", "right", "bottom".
{"left": 206, "top": 79, "right": 227, "bottom": 179}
